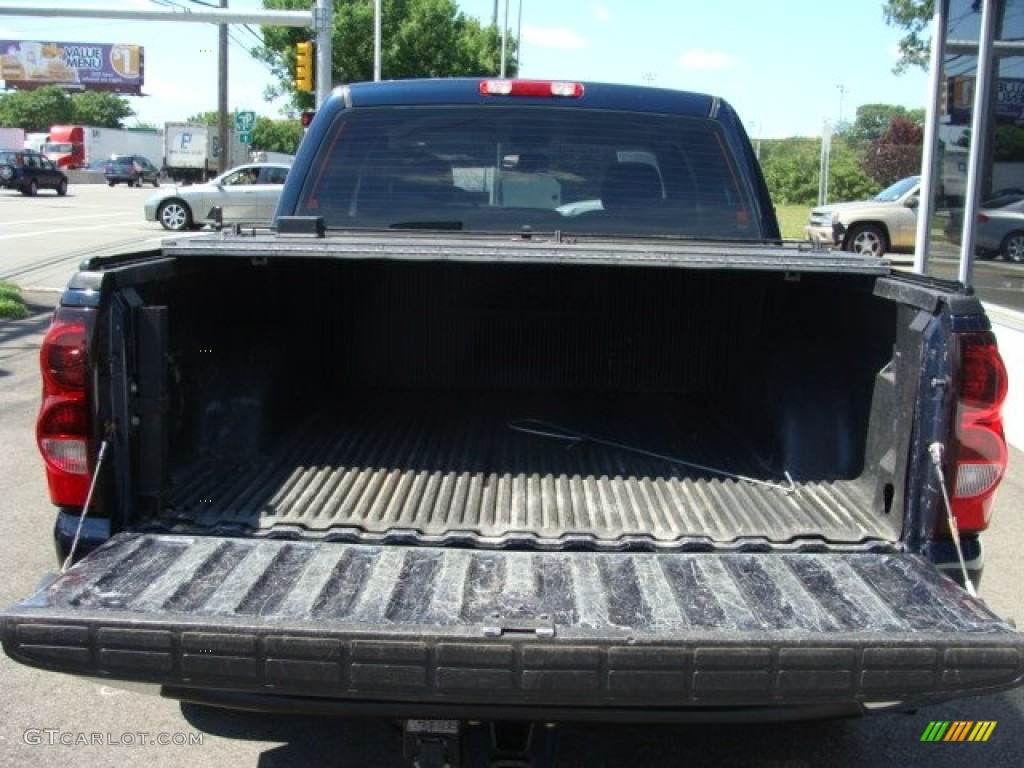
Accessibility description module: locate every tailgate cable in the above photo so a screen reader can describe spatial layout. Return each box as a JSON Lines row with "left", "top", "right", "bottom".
{"left": 927, "top": 442, "right": 977, "bottom": 597}
{"left": 60, "top": 438, "right": 111, "bottom": 574}
{"left": 509, "top": 419, "right": 796, "bottom": 494}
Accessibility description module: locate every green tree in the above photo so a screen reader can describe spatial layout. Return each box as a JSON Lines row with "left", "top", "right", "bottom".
{"left": 841, "top": 103, "right": 925, "bottom": 148}
{"left": 186, "top": 111, "right": 303, "bottom": 154}
{"left": 827, "top": 138, "right": 878, "bottom": 202}
{"left": 883, "top": 0, "right": 934, "bottom": 73}
{"left": 251, "top": 116, "right": 303, "bottom": 154}
{"left": 257, "top": 0, "right": 513, "bottom": 109}
{"left": 186, "top": 111, "right": 220, "bottom": 125}
{"left": 760, "top": 136, "right": 875, "bottom": 206}
{"left": 0, "top": 86, "right": 74, "bottom": 132}
{"left": 0, "top": 87, "right": 135, "bottom": 131}
{"left": 759, "top": 137, "right": 821, "bottom": 205}
{"left": 70, "top": 91, "right": 136, "bottom": 128}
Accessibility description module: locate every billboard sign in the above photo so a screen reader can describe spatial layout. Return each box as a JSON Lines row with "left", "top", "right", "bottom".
{"left": 1, "top": 40, "right": 143, "bottom": 94}
{"left": 948, "top": 75, "right": 1024, "bottom": 125}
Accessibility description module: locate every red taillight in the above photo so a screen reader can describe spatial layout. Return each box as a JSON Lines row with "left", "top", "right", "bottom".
{"left": 37, "top": 312, "right": 91, "bottom": 506}
{"left": 479, "top": 79, "right": 584, "bottom": 98}
{"left": 300, "top": 110, "right": 316, "bottom": 128}
{"left": 949, "top": 331, "right": 1008, "bottom": 532}
{"left": 42, "top": 322, "right": 87, "bottom": 389}
{"left": 976, "top": 213, "right": 991, "bottom": 224}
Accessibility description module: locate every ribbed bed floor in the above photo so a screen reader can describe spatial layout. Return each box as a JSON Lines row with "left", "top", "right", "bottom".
{"left": 166, "top": 392, "right": 895, "bottom": 549}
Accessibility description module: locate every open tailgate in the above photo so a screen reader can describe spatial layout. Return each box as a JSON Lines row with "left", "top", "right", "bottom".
{"left": 3, "top": 533, "right": 1023, "bottom": 712}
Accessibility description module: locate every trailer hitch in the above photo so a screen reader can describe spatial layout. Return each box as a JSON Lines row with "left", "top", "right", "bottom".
{"left": 403, "top": 720, "right": 558, "bottom": 768}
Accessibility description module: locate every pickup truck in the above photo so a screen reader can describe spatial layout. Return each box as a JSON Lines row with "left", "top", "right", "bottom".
{"left": 3, "top": 79, "right": 1022, "bottom": 762}
{"left": 805, "top": 175, "right": 920, "bottom": 257}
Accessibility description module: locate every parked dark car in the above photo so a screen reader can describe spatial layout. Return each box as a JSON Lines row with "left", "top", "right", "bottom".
{"left": 104, "top": 154, "right": 160, "bottom": 187}
{"left": 0, "top": 149, "right": 68, "bottom": 196}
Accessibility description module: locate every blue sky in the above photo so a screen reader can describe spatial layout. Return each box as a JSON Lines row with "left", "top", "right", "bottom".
{"left": 1, "top": 0, "right": 931, "bottom": 138}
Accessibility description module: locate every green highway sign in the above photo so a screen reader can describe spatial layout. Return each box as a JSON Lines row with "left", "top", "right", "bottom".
{"left": 234, "top": 110, "right": 256, "bottom": 133}
{"left": 238, "top": 131, "right": 253, "bottom": 145}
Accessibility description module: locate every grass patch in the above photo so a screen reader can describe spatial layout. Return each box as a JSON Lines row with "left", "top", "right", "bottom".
{"left": 775, "top": 203, "right": 812, "bottom": 241}
{"left": 0, "top": 281, "right": 29, "bottom": 320}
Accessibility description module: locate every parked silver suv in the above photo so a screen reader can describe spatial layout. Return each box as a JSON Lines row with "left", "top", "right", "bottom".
{"left": 805, "top": 176, "right": 920, "bottom": 257}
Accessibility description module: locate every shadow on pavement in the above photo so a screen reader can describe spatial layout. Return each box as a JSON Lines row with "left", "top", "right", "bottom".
{"left": 179, "top": 698, "right": 1024, "bottom": 767}
{"left": 0, "top": 291, "right": 57, "bottom": 378}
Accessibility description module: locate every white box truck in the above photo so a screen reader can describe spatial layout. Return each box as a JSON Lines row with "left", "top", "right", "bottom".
{"left": 41, "top": 125, "right": 162, "bottom": 169}
{"left": 163, "top": 122, "right": 247, "bottom": 183}
{"left": 0, "top": 126, "right": 26, "bottom": 150}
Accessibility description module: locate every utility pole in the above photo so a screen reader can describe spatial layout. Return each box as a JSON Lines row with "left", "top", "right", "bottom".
{"left": 374, "top": 0, "right": 381, "bottom": 81}
{"left": 515, "top": 0, "right": 523, "bottom": 73}
{"left": 315, "top": 0, "right": 333, "bottom": 108}
{"left": 218, "top": 0, "right": 229, "bottom": 174}
{"left": 818, "top": 119, "right": 832, "bottom": 206}
{"left": 836, "top": 83, "right": 848, "bottom": 130}
{"left": 500, "top": 0, "right": 510, "bottom": 77}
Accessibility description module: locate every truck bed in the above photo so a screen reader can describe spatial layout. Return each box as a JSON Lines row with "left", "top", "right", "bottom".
{"left": 166, "top": 391, "right": 892, "bottom": 549}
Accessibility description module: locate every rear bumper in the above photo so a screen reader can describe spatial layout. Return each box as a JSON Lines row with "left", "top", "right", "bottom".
{"left": 105, "top": 174, "right": 142, "bottom": 184}
{"left": 3, "top": 533, "right": 1023, "bottom": 718}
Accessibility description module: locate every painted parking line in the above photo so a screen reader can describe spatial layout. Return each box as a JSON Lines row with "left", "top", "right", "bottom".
{"left": 0, "top": 212, "right": 138, "bottom": 227}
{"left": 0, "top": 220, "right": 148, "bottom": 241}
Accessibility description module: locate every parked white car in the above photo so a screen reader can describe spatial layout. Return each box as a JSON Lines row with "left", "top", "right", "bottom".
{"left": 144, "top": 162, "right": 291, "bottom": 231}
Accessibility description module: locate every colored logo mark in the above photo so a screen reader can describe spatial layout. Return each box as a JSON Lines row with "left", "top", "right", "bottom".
{"left": 920, "top": 721, "right": 996, "bottom": 742}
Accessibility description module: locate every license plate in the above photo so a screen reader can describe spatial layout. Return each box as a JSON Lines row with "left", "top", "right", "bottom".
{"left": 405, "top": 719, "right": 459, "bottom": 735}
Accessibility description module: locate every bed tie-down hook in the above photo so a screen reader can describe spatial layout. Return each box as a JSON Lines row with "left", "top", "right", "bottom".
{"left": 508, "top": 419, "right": 796, "bottom": 495}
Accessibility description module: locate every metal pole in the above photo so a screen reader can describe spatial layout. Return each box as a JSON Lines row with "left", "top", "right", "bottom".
{"left": 914, "top": 0, "right": 950, "bottom": 274}
{"left": 0, "top": 3, "right": 310, "bottom": 25}
{"left": 959, "top": 0, "right": 1000, "bottom": 288}
{"left": 836, "top": 83, "right": 847, "bottom": 127}
{"left": 818, "top": 120, "right": 831, "bottom": 206}
{"left": 500, "top": 0, "right": 509, "bottom": 77}
{"left": 218, "top": 0, "right": 228, "bottom": 175}
{"left": 515, "top": 0, "right": 523, "bottom": 73}
{"left": 315, "top": 0, "right": 333, "bottom": 108}
{"left": 374, "top": 0, "right": 382, "bottom": 81}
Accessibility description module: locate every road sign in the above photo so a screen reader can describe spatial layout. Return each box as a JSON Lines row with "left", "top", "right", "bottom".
{"left": 235, "top": 110, "right": 256, "bottom": 133}
{"left": 238, "top": 131, "right": 252, "bottom": 145}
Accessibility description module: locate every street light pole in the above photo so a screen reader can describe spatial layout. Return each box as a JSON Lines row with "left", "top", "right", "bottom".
{"left": 374, "top": 0, "right": 381, "bottom": 82}
{"left": 818, "top": 119, "right": 832, "bottom": 206}
{"left": 500, "top": 0, "right": 509, "bottom": 77}
{"left": 218, "top": 0, "right": 228, "bottom": 174}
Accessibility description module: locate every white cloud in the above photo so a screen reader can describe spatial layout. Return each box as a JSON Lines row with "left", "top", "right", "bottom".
{"left": 678, "top": 48, "right": 738, "bottom": 71}
{"left": 594, "top": 5, "right": 613, "bottom": 23}
{"left": 522, "top": 26, "right": 587, "bottom": 51}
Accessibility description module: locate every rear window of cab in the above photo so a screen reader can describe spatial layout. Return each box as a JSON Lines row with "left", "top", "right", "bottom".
{"left": 296, "top": 105, "right": 762, "bottom": 241}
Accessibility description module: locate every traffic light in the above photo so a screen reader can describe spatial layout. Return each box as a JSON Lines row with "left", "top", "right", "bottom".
{"left": 295, "top": 41, "right": 314, "bottom": 93}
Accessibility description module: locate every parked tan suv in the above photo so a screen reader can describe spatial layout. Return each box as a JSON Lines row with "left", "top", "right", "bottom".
{"left": 804, "top": 175, "right": 919, "bottom": 256}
